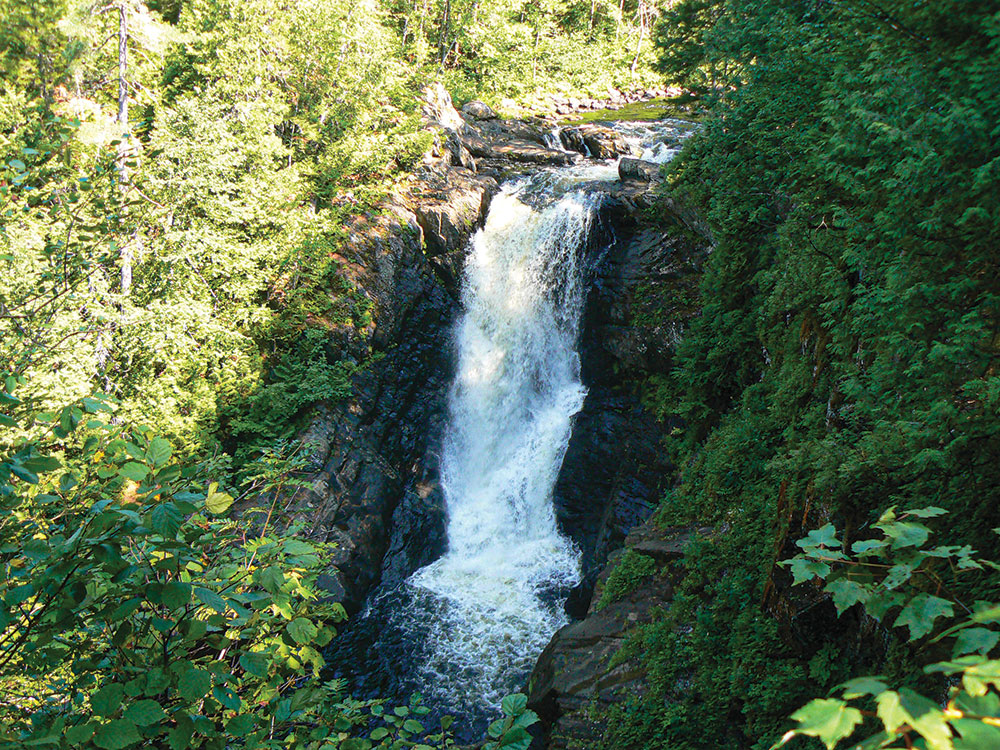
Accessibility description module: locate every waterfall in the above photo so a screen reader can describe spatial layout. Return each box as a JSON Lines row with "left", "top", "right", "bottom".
{"left": 401, "top": 174, "right": 611, "bottom": 710}
{"left": 331, "top": 119, "right": 692, "bottom": 732}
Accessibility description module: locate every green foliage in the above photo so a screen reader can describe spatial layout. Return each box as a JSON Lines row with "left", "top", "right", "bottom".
{"left": 613, "top": 0, "right": 1000, "bottom": 747}
{"left": 0, "top": 374, "right": 527, "bottom": 747}
{"left": 596, "top": 550, "right": 658, "bottom": 610}
{"left": 483, "top": 693, "right": 539, "bottom": 750}
{"left": 2, "top": 0, "right": 667, "bottom": 472}
{"left": 776, "top": 511, "right": 1000, "bottom": 750}
{"left": 0, "top": 379, "right": 351, "bottom": 747}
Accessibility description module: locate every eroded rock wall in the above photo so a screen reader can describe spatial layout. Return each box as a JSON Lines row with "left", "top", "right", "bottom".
{"left": 533, "top": 183, "right": 711, "bottom": 748}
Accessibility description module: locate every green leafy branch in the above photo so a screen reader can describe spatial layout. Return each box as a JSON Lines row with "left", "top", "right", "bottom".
{"left": 773, "top": 507, "right": 1000, "bottom": 750}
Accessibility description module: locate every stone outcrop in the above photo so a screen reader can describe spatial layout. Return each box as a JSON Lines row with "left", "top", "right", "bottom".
{"left": 423, "top": 81, "right": 573, "bottom": 180}
{"left": 528, "top": 524, "right": 710, "bottom": 749}
{"left": 552, "top": 180, "right": 709, "bottom": 618}
{"left": 461, "top": 100, "right": 498, "bottom": 120}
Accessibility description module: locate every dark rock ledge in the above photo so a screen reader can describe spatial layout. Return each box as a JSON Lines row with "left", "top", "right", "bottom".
{"left": 528, "top": 525, "right": 713, "bottom": 749}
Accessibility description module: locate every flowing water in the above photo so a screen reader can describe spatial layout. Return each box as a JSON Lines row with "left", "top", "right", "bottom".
{"left": 330, "top": 118, "right": 694, "bottom": 736}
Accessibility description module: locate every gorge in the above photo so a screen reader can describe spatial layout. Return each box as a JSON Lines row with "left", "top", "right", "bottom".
{"left": 305, "top": 91, "right": 707, "bottom": 740}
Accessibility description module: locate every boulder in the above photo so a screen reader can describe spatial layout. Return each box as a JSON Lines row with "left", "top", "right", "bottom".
{"left": 559, "top": 125, "right": 631, "bottom": 159}
{"left": 558, "top": 127, "right": 587, "bottom": 154}
{"left": 461, "top": 100, "right": 498, "bottom": 120}
{"left": 412, "top": 172, "right": 499, "bottom": 257}
{"left": 489, "top": 140, "right": 572, "bottom": 165}
{"left": 444, "top": 131, "right": 476, "bottom": 172}
{"left": 618, "top": 157, "right": 661, "bottom": 182}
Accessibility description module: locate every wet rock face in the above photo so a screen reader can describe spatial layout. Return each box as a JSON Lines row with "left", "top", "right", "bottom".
{"left": 286, "top": 199, "right": 463, "bottom": 613}
{"left": 619, "top": 156, "right": 662, "bottom": 182}
{"left": 551, "top": 190, "right": 707, "bottom": 618}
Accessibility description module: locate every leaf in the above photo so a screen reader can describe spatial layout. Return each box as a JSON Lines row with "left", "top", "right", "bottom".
{"left": 797, "top": 524, "right": 841, "bottom": 551}
{"left": 194, "top": 586, "right": 228, "bottom": 614}
{"left": 899, "top": 688, "right": 953, "bottom": 749}
{"left": 161, "top": 581, "right": 192, "bottom": 611}
{"left": 904, "top": 506, "right": 947, "bottom": 519}
{"left": 21, "top": 456, "right": 61, "bottom": 473}
{"left": 6, "top": 582, "right": 35, "bottom": 605}
{"left": 826, "top": 578, "right": 870, "bottom": 615}
{"left": 178, "top": 668, "right": 211, "bottom": 702}
{"left": 227, "top": 715, "right": 256, "bottom": 736}
{"left": 92, "top": 683, "right": 125, "bottom": 717}
{"left": 239, "top": 651, "right": 270, "bottom": 678}
{"left": 953, "top": 719, "right": 1000, "bottom": 750}
{"left": 166, "top": 717, "right": 193, "bottom": 750}
{"left": 881, "top": 562, "right": 915, "bottom": 590}
{"left": 511, "top": 709, "right": 539, "bottom": 730}
{"left": 282, "top": 539, "right": 317, "bottom": 556}
{"left": 151, "top": 503, "right": 183, "bottom": 538}
{"left": 403, "top": 719, "right": 425, "bottom": 733}
{"left": 10, "top": 463, "right": 39, "bottom": 484}
{"left": 257, "top": 566, "right": 285, "bottom": 594}
{"left": 953, "top": 628, "right": 1000, "bottom": 657}
{"left": 498, "top": 727, "right": 532, "bottom": 750}
{"left": 123, "top": 699, "right": 166, "bottom": 726}
{"left": 787, "top": 557, "right": 831, "bottom": 585}
{"left": 895, "top": 593, "right": 955, "bottom": 640}
{"left": 119, "top": 462, "right": 148, "bottom": 482}
{"left": 8, "top": 159, "right": 25, "bottom": 171}
{"left": 93, "top": 719, "right": 140, "bottom": 750}
{"left": 876, "top": 691, "right": 907, "bottom": 733}
{"left": 880, "top": 521, "right": 930, "bottom": 550}
{"left": 789, "top": 698, "right": 863, "bottom": 749}
{"left": 205, "top": 482, "right": 234, "bottom": 515}
{"left": 959, "top": 660, "right": 1000, "bottom": 697}
{"left": 501, "top": 693, "right": 528, "bottom": 717}
{"left": 952, "top": 691, "right": 1000, "bottom": 717}
{"left": 287, "top": 617, "right": 318, "bottom": 644}
{"left": 146, "top": 437, "right": 172, "bottom": 467}
{"left": 488, "top": 719, "right": 505, "bottom": 738}
{"left": 65, "top": 722, "right": 96, "bottom": 744}
{"left": 213, "top": 685, "right": 241, "bottom": 710}
{"left": 838, "top": 676, "right": 888, "bottom": 700}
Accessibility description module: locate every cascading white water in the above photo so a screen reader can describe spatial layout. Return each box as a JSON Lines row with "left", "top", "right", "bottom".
{"left": 398, "top": 174, "right": 614, "bottom": 710}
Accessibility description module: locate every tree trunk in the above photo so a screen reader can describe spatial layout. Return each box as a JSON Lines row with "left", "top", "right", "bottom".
{"left": 438, "top": 0, "right": 451, "bottom": 67}
{"left": 630, "top": 0, "right": 646, "bottom": 77}
{"left": 117, "top": 2, "right": 132, "bottom": 297}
